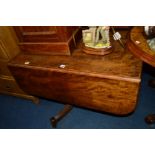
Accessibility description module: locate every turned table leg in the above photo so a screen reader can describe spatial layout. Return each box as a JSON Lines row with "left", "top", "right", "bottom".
{"left": 50, "top": 104, "right": 73, "bottom": 128}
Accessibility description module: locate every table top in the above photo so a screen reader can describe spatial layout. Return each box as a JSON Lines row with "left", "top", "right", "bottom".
{"left": 9, "top": 31, "right": 142, "bottom": 83}
{"left": 127, "top": 26, "right": 155, "bottom": 67}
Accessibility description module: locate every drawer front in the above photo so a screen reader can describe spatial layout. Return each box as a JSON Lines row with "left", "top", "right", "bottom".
{"left": 0, "top": 76, "right": 26, "bottom": 94}
{"left": 0, "top": 60, "right": 12, "bottom": 76}
{"left": 9, "top": 66, "right": 140, "bottom": 115}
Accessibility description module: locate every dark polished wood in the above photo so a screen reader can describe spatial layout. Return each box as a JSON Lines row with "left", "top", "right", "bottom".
{"left": 8, "top": 32, "right": 142, "bottom": 115}
{"left": 14, "top": 26, "right": 78, "bottom": 42}
{"left": 14, "top": 26, "right": 81, "bottom": 55}
{"left": 127, "top": 26, "right": 155, "bottom": 67}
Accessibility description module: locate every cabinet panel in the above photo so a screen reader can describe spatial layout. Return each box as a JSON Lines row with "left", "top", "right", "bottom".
{"left": 22, "top": 26, "right": 53, "bottom": 32}
{"left": 0, "top": 39, "right": 9, "bottom": 59}
{"left": 14, "top": 26, "right": 81, "bottom": 55}
{"left": 14, "top": 26, "right": 67, "bottom": 42}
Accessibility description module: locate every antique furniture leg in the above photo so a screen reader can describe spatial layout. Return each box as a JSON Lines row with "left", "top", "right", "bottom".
{"left": 145, "top": 79, "right": 155, "bottom": 124}
{"left": 50, "top": 104, "right": 73, "bottom": 128}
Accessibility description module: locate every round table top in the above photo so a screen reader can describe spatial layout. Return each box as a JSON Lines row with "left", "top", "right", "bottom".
{"left": 127, "top": 26, "right": 155, "bottom": 67}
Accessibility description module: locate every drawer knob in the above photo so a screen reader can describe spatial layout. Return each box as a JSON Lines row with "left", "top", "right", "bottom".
{"left": 24, "top": 61, "right": 30, "bottom": 65}
{"left": 59, "top": 64, "right": 66, "bottom": 69}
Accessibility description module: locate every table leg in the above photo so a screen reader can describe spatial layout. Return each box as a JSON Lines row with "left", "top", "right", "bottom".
{"left": 50, "top": 104, "right": 73, "bottom": 128}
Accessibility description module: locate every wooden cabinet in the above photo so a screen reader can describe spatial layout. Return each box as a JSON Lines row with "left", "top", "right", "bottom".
{"left": 14, "top": 26, "right": 81, "bottom": 55}
{"left": 0, "top": 26, "right": 39, "bottom": 103}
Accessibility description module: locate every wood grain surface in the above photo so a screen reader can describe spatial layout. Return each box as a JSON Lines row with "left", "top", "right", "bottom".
{"left": 8, "top": 30, "right": 143, "bottom": 115}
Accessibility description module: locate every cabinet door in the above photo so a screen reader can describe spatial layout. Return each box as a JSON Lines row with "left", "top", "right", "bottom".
{"left": 14, "top": 26, "right": 68, "bottom": 42}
